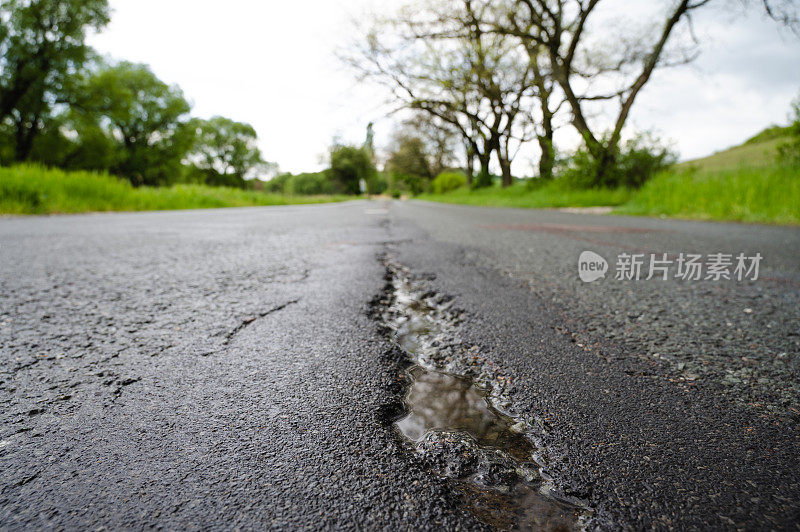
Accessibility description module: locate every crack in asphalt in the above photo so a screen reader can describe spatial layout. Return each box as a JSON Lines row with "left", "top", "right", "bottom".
{"left": 222, "top": 300, "right": 300, "bottom": 346}
{"left": 7, "top": 471, "right": 39, "bottom": 491}
{"left": 372, "top": 254, "right": 590, "bottom": 530}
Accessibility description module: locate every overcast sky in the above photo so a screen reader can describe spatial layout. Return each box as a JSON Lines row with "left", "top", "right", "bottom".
{"left": 88, "top": 1, "right": 800, "bottom": 175}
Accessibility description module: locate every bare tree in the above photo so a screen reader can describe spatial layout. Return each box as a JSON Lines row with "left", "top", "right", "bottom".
{"left": 758, "top": 0, "right": 800, "bottom": 35}
{"left": 348, "top": 0, "right": 539, "bottom": 186}
{"left": 489, "top": 0, "right": 798, "bottom": 184}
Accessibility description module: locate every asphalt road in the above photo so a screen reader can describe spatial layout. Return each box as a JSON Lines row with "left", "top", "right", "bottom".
{"left": 1, "top": 200, "right": 799, "bottom": 530}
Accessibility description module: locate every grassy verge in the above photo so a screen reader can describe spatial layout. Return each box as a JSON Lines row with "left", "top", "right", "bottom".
{"left": 0, "top": 165, "right": 348, "bottom": 215}
{"left": 416, "top": 164, "right": 799, "bottom": 225}
{"left": 417, "top": 180, "right": 633, "bottom": 209}
{"left": 417, "top": 131, "right": 799, "bottom": 224}
{"left": 616, "top": 165, "right": 800, "bottom": 224}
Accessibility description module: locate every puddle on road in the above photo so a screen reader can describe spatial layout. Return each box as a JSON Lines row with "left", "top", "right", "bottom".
{"left": 397, "top": 367, "right": 533, "bottom": 462}
{"left": 395, "top": 366, "right": 583, "bottom": 531}
{"left": 377, "top": 258, "right": 588, "bottom": 530}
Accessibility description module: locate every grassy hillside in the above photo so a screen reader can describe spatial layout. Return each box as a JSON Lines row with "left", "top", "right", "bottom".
{"left": 619, "top": 127, "right": 799, "bottom": 224}
{"left": 677, "top": 130, "right": 789, "bottom": 172}
{"left": 0, "top": 165, "right": 347, "bottom": 215}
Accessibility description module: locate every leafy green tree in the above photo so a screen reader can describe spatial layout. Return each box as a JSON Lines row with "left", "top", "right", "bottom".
{"left": 0, "top": 0, "right": 110, "bottom": 160}
{"left": 72, "top": 61, "right": 193, "bottom": 186}
{"left": 59, "top": 120, "right": 118, "bottom": 171}
{"left": 187, "top": 116, "right": 271, "bottom": 188}
{"left": 327, "top": 144, "right": 376, "bottom": 195}
{"left": 385, "top": 133, "right": 431, "bottom": 195}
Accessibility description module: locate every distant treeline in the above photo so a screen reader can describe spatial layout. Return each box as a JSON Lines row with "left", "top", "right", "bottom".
{"left": 0, "top": 0, "right": 270, "bottom": 189}
{"left": 268, "top": 123, "right": 469, "bottom": 197}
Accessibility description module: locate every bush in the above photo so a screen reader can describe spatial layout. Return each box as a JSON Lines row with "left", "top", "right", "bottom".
{"left": 560, "top": 134, "right": 676, "bottom": 189}
{"left": 431, "top": 171, "right": 467, "bottom": 194}
{"left": 390, "top": 172, "right": 428, "bottom": 195}
{"left": 558, "top": 149, "right": 599, "bottom": 189}
{"left": 291, "top": 172, "right": 336, "bottom": 195}
{"left": 262, "top": 172, "right": 341, "bottom": 195}
{"left": 369, "top": 172, "right": 389, "bottom": 195}
{"left": 263, "top": 173, "right": 291, "bottom": 193}
{"left": 616, "top": 139, "right": 677, "bottom": 188}
{"left": 778, "top": 95, "right": 800, "bottom": 166}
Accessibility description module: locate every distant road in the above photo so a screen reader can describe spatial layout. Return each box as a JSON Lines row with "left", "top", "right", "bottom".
{"left": 1, "top": 201, "right": 798, "bottom": 529}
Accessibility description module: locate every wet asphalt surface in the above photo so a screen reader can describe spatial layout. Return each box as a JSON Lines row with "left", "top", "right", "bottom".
{"left": 1, "top": 200, "right": 799, "bottom": 529}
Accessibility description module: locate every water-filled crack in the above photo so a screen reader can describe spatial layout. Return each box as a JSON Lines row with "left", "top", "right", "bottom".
{"left": 374, "top": 256, "right": 589, "bottom": 530}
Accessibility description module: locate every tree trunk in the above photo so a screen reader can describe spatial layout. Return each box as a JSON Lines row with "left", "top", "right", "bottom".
{"left": 499, "top": 158, "right": 512, "bottom": 187}
{"left": 497, "top": 143, "right": 513, "bottom": 187}
{"left": 13, "top": 114, "right": 41, "bottom": 162}
{"left": 537, "top": 80, "right": 556, "bottom": 180}
{"left": 537, "top": 136, "right": 554, "bottom": 180}
{"left": 594, "top": 148, "right": 617, "bottom": 187}
{"left": 478, "top": 151, "right": 491, "bottom": 176}
{"left": 464, "top": 144, "right": 476, "bottom": 185}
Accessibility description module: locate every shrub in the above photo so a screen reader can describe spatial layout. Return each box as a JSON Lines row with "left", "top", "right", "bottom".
{"left": 615, "top": 139, "right": 677, "bottom": 188}
{"left": 369, "top": 172, "right": 389, "bottom": 195}
{"left": 263, "top": 172, "right": 342, "bottom": 195}
{"left": 559, "top": 133, "right": 676, "bottom": 189}
{"left": 391, "top": 172, "right": 428, "bottom": 195}
{"left": 263, "top": 173, "right": 291, "bottom": 193}
{"left": 291, "top": 172, "right": 336, "bottom": 195}
{"left": 778, "top": 95, "right": 800, "bottom": 166}
{"left": 431, "top": 171, "right": 467, "bottom": 194}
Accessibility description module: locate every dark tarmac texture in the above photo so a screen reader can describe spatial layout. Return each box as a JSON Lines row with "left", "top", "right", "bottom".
{"left": 1, "top": 200, "right": 799, "bottom": 529}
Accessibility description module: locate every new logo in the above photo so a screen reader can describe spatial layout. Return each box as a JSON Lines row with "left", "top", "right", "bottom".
{"left": 578, "top": 251, "right": 608, "bottom": 283}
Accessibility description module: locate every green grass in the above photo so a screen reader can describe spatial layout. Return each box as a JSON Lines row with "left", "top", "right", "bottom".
{"left": 417, "top": 131, "right": 799, "bottom": 225}
{"left": 418, "top": 164, "right": 799, "bottom": 225}
{"left": 0, "top": 165, "right": 348, "bottom": 215}
{"left": 617, "top": 164, "right": 800, "bottom": 224}
{"left": 418, "top": 180, "right": 632, "bottom": 209}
